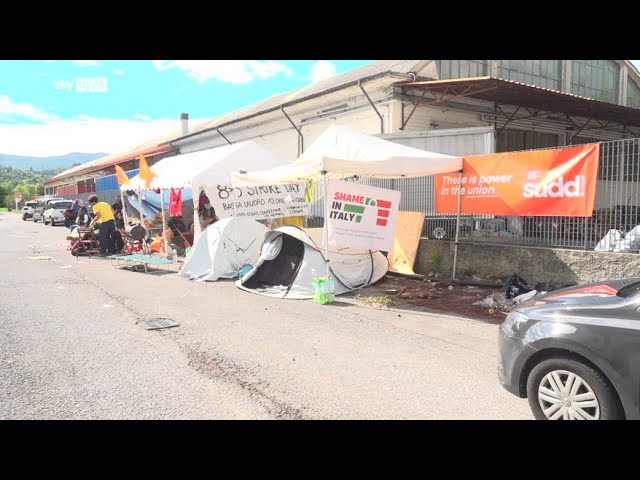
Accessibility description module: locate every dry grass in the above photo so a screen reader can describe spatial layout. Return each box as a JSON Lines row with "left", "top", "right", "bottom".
{"left": 354, "top": 295, "right": 399, "bottom": 309}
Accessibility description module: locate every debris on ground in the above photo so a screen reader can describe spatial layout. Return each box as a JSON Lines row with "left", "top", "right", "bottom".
{"left": 354, "top": 295, "right": 399, "bottom": 309}
{"left": 26, "top": 256, "right": 52, "bottom": 261}
{"left": 513, "top": 289, "right": 538, "bottom": 305}
{"left": 501, "top": 273, "right": 533, "bottom": 299}
{"left": 349, "top": 272, "right": 577, "bottom": 325}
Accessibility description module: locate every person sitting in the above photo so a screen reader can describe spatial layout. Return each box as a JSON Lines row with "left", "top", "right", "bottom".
{"left": 148, "top": 229, "right": 174, "bottom": 254}
{"left": 76, "top": 206, "right": 91, "bottom": 227}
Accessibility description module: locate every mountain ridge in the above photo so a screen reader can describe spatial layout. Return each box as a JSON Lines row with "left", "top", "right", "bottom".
{"left": 0, "top": 152, "right": 108, "bottom": 172}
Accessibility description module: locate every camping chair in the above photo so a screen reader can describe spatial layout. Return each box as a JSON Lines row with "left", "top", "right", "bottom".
{"left": 121, "top": 230, "right": 143, "bottom": 254}
{"left": 72, "top": 227, "right": 100, "bottom": 257}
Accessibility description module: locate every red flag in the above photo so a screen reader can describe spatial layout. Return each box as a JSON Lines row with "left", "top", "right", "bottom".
{"left": 115, "top": 165, "right": 130, "bottom": 186}
{"left": 138, "top": 154, "right": 157, "bottom": 189}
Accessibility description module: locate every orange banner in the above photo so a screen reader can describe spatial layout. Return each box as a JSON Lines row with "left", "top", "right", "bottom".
{"left": 435, "top": 144, "right": 600, "bottom": 217}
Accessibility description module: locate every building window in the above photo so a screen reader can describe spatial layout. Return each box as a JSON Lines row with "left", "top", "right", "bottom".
{"left": 437, "top": 60, "right": 487, "bottom": 80}
{"left": 496, "top": 129, "right": 560, "bottom": 153}
{"left": 571, "top": 60, "right": 619, "bottom": 103}
{"left": 627, "top": 76, "right": 640, "bottom": 109}
{"left": 496, "top": 60, "right": 562, "bottom": 90}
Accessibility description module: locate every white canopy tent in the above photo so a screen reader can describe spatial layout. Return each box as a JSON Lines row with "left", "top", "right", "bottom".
{"left": 231, "top": 124, "right": 461, "bottom": 184}
{"left": 231, "top": 124, "right": 466, "bottom": 279}
{"left": 120, "top": 141, "right": 287, "bottom": 242}
{"left": 122, "top": 141, "right": 286, "bottom": 192}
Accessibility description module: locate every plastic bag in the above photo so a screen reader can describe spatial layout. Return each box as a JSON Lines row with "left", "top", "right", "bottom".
{"left": 312, "top": 277, "right": 335, "bottom": 305}
{"left": 501, "top": 273, "right": 533, "bottom": 299}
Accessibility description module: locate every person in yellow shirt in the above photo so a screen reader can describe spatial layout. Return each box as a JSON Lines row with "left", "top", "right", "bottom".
{"left": 88, "top": 195, "right": 116, "bottom": 256}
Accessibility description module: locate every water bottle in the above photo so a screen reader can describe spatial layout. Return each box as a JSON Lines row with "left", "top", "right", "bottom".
{"left": 172, "top": 248, "right": 178, "bottom": 263}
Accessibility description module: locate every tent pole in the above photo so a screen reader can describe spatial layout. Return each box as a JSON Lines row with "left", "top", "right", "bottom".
{"left": 120, "top": 189, "right": 129, "bottom": 227}
{"left": 160, "top": 188, "right": 169, "bottom": 254}
{"left": 452, "top": 169, "right": 463, "bottom": 280}
{"left": 138, "top": 187, "right": 144, "bottom": 225}
{"left": 323, "top": 173, "right": 330, "bottom": 280}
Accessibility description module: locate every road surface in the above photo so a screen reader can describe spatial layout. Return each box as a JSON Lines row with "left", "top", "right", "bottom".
{"left": 0, "top": 213, "right": 531, "bottom": 419}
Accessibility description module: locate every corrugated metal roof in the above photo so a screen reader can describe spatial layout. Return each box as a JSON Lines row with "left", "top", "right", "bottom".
{"left": 397, "top": 76, "right": 640, "bottom": 127}
{"left": 177, "top": 60, "right": 423, "bottom": 140}
{"left": 46, "top": 119, "right": 211, "bottom": 184}
{"left": 48, "top": 61, "right": 425, "bottom": 184}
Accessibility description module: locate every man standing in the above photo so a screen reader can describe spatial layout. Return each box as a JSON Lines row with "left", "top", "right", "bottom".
{"left": 71, "top": 198, "right": 82, "bottom": 214}
{"left": 88, "top": 195, "right": 116, "bottom": 256}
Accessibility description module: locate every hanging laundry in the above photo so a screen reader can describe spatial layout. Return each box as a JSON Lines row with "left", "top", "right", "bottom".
{"left": 169, "top": 188, "right": 183, "bottom": 217}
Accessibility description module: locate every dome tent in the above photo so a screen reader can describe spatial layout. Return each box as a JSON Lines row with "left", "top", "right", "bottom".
{"left": 179, "top": 217, "right": 268, "bottom": 282}
{"left": 237, "top": 225, "right": 388, "bottom": 299}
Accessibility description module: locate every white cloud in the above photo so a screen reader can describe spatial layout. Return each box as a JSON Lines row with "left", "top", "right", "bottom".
{"left": 0, "top": 95, "right": 59, "bottom": 122}
{"left": 74, "top": 60, "right": 101, "bottom": 67}
{"left": 152, "top": 60, "right": 292, "bottom": 84}
{"left": 247, "top": 60, "right": 293, "bottom": 79}
{"left": 310, "top": 61, "right": 337, "bottom": 83}
{"left": 133, "top": 113, "right": 151, "bottom": 121}
{"left": 0, "top": 117, "right": 208, "bottom": 157}
{"left": 114, "top": 69, "right": 125, "bottom": 76}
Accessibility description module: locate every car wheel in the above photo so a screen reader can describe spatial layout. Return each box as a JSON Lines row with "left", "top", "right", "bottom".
{"left": 432, "top": 227, "right": 447, "bottom": 240}
{"left": 22, "top": 215, "right": 27, "bottom": 221}
{"left": 526, "top": 357, "right": 623, "bottom": 420}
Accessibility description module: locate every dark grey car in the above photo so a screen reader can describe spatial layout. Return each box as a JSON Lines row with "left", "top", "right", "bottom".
{"left": 498, "top": 278, "right": 640, "bottom": 420}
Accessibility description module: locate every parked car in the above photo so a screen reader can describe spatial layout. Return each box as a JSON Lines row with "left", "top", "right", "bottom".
{"left": 21, "top": 200, "right": 38, "bottom": 220}
{"left": 32, "top": 197, "right": 63, "bottom": 223}
{"left": 43, "top": 200, "right": 73, "bottom": 226}
{"left": 498, "top": 278, "right": 640, "bottom": 420}
{"left": 423, "top": 215, "right": 473, "bottom": 239}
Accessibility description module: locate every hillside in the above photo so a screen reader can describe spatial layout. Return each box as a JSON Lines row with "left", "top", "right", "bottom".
{"left": 0, "top": 152, "right": 108, "bottom": 172}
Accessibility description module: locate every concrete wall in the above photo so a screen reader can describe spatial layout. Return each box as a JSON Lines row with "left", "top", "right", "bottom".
{"left": 415, "top": 239, "right": 640, "bottom": 284}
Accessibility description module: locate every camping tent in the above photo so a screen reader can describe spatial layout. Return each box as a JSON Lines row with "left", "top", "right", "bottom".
{"left": 179, "top": 217, "right": 268, "bottom": 282}
{"left": 121, "top": 141, "right": 287, "bottom": 239}
{"left": 231, "top": 124, "right": 465, "bottom": 278}
{"left": 237, "top": 226, "right": 388, "bottom": 299}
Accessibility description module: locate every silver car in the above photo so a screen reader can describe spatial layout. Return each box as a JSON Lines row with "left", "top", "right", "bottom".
{"left": 498, "top": 278, "right": 640, "bottom": 420}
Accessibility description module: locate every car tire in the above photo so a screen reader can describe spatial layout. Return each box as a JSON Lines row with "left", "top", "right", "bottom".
{"left": 432, "top": 227, "right": 447, "bottom": 240}
{"left": 22, "top": 215, "right": 27, "bottom": 221}
{"left": 526, "top": 357, "right": 623, "bottom": 420}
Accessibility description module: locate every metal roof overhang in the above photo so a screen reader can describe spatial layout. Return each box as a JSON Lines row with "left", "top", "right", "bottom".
{"left": 395, "top": 76, "right": 640, "bottom": 131}
{"left": 46, "top": 143, "right": 174, "bottom": 185}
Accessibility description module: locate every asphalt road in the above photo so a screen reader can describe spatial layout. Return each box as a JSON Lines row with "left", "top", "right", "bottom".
{"left": 0, "top": 213, "right": 532, "bottom": 419}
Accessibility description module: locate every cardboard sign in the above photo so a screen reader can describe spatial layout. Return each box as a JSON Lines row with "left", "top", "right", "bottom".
{"left": 207, "top": 183, "right": 309, "bottom": 220}
{"left": 326, "top": 179, "right": 401, "bottom": 251}
{"left": 435, "top": 144, "right": 599, "bottom": 217}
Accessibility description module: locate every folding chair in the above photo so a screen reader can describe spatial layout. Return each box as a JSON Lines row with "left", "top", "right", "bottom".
{"left": 73, "top": 227, "right": 101, "bottom": 257}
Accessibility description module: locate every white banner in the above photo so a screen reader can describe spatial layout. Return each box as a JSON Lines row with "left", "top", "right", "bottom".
{"left": 326, "top": 179, "right": 401, "bottom": 251}
{"left": 206, "top": 183, "right": 309, "bottom": 220}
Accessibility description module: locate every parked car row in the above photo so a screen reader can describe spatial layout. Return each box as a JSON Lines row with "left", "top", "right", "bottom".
{"left": 24, "top": 197, "right": 75, "bottom": 226}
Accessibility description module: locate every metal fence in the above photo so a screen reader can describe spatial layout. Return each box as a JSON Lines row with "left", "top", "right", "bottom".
{"left": 303, "top": 137, "right": 640, "bottom": 252}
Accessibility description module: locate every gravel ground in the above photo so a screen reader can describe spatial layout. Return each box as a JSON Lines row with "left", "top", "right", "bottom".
{"left": 0, "top": 213, "right": 532, "bottom": 419}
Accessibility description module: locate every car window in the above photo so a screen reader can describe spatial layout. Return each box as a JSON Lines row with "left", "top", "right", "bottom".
{"left": 51, "top": 202, "right": 72, "bottom": 209}
{"left": 617, "top": 282, "right": 640, "bottom": 298}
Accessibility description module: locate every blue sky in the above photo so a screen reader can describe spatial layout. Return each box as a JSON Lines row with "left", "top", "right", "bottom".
{"left": 1, "top": 60, "right": 639, "bottom": 157}
{"left": 0, "top": 60, "right": 373, "bottom": 156}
